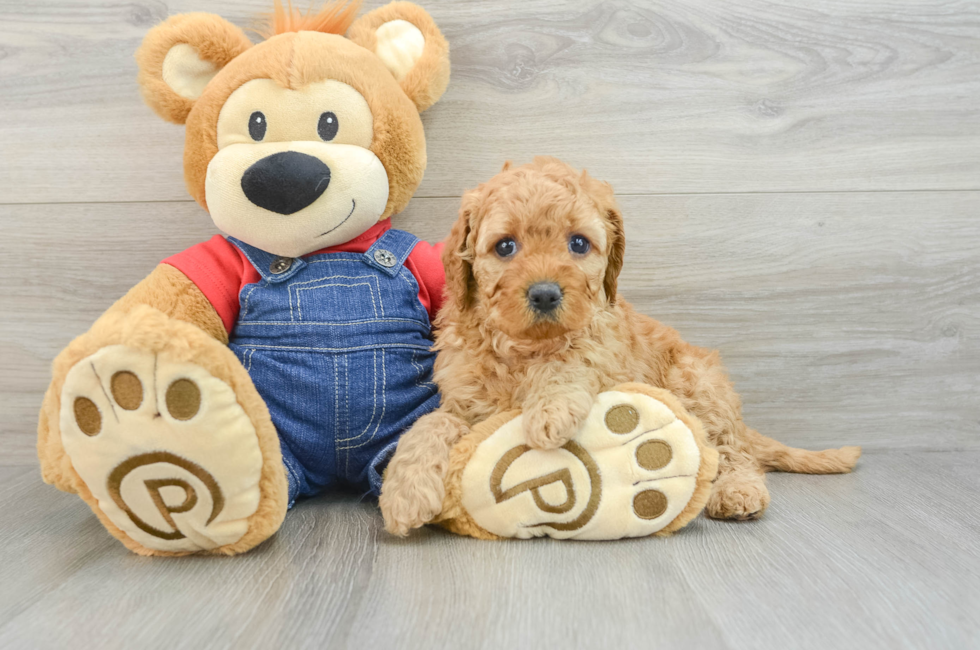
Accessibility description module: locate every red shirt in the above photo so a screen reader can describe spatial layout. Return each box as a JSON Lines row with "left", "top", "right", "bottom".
{"left": 163, "top": 219, "right": 446, "bottom": 333}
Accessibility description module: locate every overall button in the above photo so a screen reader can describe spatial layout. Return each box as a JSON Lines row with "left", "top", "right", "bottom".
{"left": 270, "top": 257, "right": 293, "bottom": 274}
{"left": 374, "top": 249, "right": 397, "bottom": 268}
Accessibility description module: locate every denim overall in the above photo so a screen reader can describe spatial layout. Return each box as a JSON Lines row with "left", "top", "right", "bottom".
{"left": 226, "top": 230, "right": 440, "bottom": 505}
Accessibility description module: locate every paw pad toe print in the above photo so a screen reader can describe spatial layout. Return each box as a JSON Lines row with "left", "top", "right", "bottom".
{"left": 461, "top": 390, "right": 707, "bottom": 540}
{"left": 71, "top": 371, "right": 203, "bottom": 438}
{"left": 59, "top": 345, "right": 264, "bottom": 553}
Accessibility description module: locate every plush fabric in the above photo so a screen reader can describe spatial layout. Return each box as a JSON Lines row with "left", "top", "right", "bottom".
{"left": 110, "top": 264, "right": 228, "bottom": 342}
{"left": 60, "top": 344, "right": 267, "bottom": 553}
{"left": 348, "top": 1, "right": 451, "bottom": 112}
{"left": 178, "top": 30, "right": 433, "bottom": 221}
{"left": 256, "top": 0, "right": 362, "bottom": 39}
{"left": 38, "top": 1, "right": 452, "bottom": 556}
{"left": 435, "top": 385, "right": 719, "bottom": 541}
{"left": 38, "top": 305, "right": 288, "bottom": 557}
{"left": 135, "top": 13, "right": 253, "bottom": 124}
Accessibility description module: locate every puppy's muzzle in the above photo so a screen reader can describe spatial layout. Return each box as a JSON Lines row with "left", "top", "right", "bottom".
{"left": 527, "top": 282, "right": 563, "bottom": 315}
{"left": 241, "top": 151, "right": 331, "bottom": 215}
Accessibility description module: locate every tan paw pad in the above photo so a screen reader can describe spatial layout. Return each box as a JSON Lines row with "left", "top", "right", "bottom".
{"left": 60, "top": 345, "right": 264, "bottom": 553}
{"left": 460, "top": 390, "right": 704, "bottom": 540}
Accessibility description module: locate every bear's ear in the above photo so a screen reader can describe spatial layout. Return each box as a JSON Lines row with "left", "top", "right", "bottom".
{"left": 348, "top": 2, "right": 450, "bottom": 112}
{"left": 136, "top": 13, "right": 253, "bottom": 124}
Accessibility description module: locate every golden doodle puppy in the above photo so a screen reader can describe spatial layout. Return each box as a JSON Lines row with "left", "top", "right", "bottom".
{"left": 380, "top": 157, "right": 861, "bottom": 537}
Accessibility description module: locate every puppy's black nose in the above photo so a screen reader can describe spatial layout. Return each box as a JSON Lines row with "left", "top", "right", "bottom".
{"left": 527, "top": 282, "right": 563, "bottom": 314}
{"left": 241, "top": 151, "right": 331, "bottom": 215}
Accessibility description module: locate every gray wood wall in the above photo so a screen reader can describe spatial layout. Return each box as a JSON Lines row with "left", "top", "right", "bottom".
{"left": 2, "top": 0, "right": 978, "bottom": 464}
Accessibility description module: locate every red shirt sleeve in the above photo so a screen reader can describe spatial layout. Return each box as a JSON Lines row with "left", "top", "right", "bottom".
{"left": 162, "top": 235, "right": 258, "bottom": 333}
{"left": 404, "top": 240, "right": 446, "bottom": 322}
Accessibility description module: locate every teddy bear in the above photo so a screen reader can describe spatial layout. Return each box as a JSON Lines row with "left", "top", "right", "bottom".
{"left": 36, "top": 0, "right": 451, "bottom": 556}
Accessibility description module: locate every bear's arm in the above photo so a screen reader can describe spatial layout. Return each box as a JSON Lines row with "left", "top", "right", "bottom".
{"left": 108, "top": 264, "right": 228, "bottom": 344}
{"left": 161, "top": 235, "right": 255, "bottom": 334}
{"left": 104, "top": 235, "right": 252, "bottom": 344}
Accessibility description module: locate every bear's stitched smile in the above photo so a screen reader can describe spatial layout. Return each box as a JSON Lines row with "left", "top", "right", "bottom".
{"left": 319, "top": 198, "right": 357, "bottom": 237}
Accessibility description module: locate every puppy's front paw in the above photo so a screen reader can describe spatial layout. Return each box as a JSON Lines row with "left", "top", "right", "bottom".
{"left": 380, "top": 462, "right": 446, "bottom": 537}
{"left": 705, "top": 473, "right": 770, "bottom": 521}
{"left": 523, "top": 398, "right": 589, "bottom": 450}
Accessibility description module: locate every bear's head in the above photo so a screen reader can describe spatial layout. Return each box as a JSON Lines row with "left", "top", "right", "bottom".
{"left": 136, "top": 1, "right": 449, "bottom": 257}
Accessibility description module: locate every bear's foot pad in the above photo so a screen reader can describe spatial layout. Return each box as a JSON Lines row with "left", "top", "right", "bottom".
{"left": 60, "top": 345, "right": 264, "bottom": 554}
{"left": 460, "top": 390, "right": 706, "bottom": 540}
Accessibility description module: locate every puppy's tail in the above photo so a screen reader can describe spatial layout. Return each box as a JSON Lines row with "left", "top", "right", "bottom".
{"left": 745, "top": 428, "right": 861, "bottom": 474}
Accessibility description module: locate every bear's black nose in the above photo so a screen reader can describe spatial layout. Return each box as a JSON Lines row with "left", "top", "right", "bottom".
{"left": 241, "top": 151, "right": 331, "bottom": 215}
{"left": 527, "top": 282, "right": 563, "bottom": 314}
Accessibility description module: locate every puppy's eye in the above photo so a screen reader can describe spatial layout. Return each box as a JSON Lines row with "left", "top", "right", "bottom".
{"left": 248, "top": 111, "right": 267, "bottom": 141}
{"left": 495, "top": 238, "right": 518, "bottom": 258}
{"left": 569, "top": 234, "right": 591, "bottom": 255}
{"left": 318, "top": 112, "right": 339, "bottom": 141}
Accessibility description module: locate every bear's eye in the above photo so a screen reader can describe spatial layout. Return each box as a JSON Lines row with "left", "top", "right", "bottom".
{"left": 248, "top": 111, "right": 266, "bottom": 141}
{"left": 318, "top": 112, "right": 339, "bottom": 141}
{"left": 569, "top": 234, "right": 591, "bottom": 255}
{"left": 495, "top": 238, "right": 518, "bottom": 258}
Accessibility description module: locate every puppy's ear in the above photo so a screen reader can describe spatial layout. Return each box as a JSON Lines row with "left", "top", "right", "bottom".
{"left": 500, "top": 160, "right": 512, "bottom": 172}
{"left": 348, "top": 2, "right": 450, "bottom": 112}
{"left": 443, "top": 189, "right": 480, "bottom": 310}
{"left": 580, "top": 171, "right": 626, "bottom": 305}
{"left": 603, "top": 205, "right": 626, "bottom": 305}
{"left": 136, "top": 13, "right": 252, "bottom": 124}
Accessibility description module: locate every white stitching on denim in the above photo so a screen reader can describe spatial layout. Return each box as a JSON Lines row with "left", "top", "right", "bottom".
{"left": 287, "top": 274, "right": 384, "bottom": 320}
{"left": 304, "top": 256, "right": 363, "bottom": 264}
{"left": 296, "top": 282, "right": 378, "bottom": 320}
{"left": 288, "top": 271, "right": 382, "bottom": 280}
{"left": 410, "top": 349, "right": 437, "bottom": 390}
{"left": 233, "top": 343, "right": 431, "bottom": 352}
{"left": 245, "top": 348, "right": 255, "bottom": 373}
{"left": 332, "top": 354, "right": 343, "bottom": 476}
{"left": 294, "top": 280, "right": 378, "bottom": 320}
{"left": 283, "top": 454, "right": 301, "bottom": 501}
{"left": 232, "top": 233, "right": 423, "bottom": 473}
{"left": 394, "top": 267, "right": 431, "bottom": 321}
{"left": 230, "top": 317, "right": 428, "bottom": 327}
{"left": 286, "top": 273, "right": 379, "bottom": 297}
{"left": 240, "top": 282, "right": 263, "bottom": 320}
{"left": 240, "top": 265, "right": 426, "bottom": 325}
{"left": 344, "top": 355, "right": 350, "bottom": 442}
{"left": 337, "top": 351, "right": 377, "bottom": 446}
{"left": 342, "top": 354, "right": 351, "bottom": 474}
{"left": 377, "top": 349, "right": 388, "bottom": 447}
{"left": 338, "top": 348, "right": 387, "bottom": 451}
{"left": 333, "top": 354, "right": 340, "bottom": 439}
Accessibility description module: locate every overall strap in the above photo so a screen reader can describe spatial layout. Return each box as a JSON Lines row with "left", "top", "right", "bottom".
{"left": 226, "top": 237, "right": 307, "bottom": 284}
{"left": 363, "top": 228, "right": 420, "bottom": 277}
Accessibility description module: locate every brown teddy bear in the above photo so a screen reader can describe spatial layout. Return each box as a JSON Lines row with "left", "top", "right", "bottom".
{"left": 36, "top": 0, "right": 451, "bottom": 556}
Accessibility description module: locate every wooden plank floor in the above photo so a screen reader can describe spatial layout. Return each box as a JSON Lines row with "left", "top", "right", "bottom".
{"left": 0, "top": 452, "right": 978, "bottom": 649}
{"left": 1, "top": 0, "right": 979, "bottom": 647}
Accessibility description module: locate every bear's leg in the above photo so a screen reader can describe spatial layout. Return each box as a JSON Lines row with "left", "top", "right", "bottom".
{"left": 435, "top": 384, "right": 719, "bottom": 540}
{"left": 39, "top": 305, "right": 288, "bottom": 556}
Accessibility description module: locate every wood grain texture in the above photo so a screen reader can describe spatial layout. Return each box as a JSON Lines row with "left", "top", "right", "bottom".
{"left": 3, "top": 191, "right": 977, "bottom": 463}
{"left": 0, "top": 451, "right": 977, "bottom": 649}
{"left": 2, "top": 1, "right": 979, "bottom": 647}
{"left": 1, "top": 0, "right": 980, "bottom": 203}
